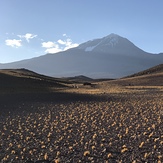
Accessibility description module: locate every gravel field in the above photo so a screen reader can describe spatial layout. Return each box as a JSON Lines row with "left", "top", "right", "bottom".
{"left": 0, "top": 89, "right": 163, "bottom": 163}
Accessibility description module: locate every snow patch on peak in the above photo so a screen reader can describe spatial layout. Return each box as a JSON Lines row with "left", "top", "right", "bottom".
{"left": 100, "top": 34, "right": 119, "bottom": 47}
{"left": 104, "top": 33, "right": 120, "bottom": 41}
{"left": 85, "top": 46, "right": 96, "bottom": 51}
{"left": 78, "top": 33, "right": 121, "bottom": 51}
{"left": 105, "top": 37, "right": 118, "bottom": 47}
{"left": 84, "top": 39, "right": 104, "bottom": 51}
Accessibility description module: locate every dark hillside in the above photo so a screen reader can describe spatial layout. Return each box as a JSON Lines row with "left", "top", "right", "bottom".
{"left": 0, "top": 69, "right": 69, "bottom": 93}
{"left": 124, "top": 64, "right": 163, "bottom": 78}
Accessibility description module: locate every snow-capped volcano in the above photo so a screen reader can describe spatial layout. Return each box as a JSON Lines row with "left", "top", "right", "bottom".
{"left": 78, "top": 33, "right": 120, "bottom": 52}
{"left": 0, "top": 34, "right": 163, "bottom": 78}
{"left": 78, "top": 33, "right": 144, "bottom": 55}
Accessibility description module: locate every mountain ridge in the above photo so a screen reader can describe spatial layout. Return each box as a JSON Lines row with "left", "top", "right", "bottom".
{"left": 77, "top": 33, "right": 146, "bottom": 55}
{"left": 0, "top": 34, "right": 163, "bottom": 78}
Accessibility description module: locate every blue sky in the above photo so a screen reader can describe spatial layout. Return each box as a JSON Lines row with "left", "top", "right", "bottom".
{"left": 0, "top": 0, "right": 163, "bottom": 63}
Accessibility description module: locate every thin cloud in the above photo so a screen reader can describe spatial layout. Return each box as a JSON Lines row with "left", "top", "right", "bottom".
{"left": 57, "top": 39, "right": 66, "bottom": 45}
{"left": 42, "top": 35, "right": 79, "bottom": 54}
{"left": 63, "top": 33, "right": 67, "bottom": 37}
{"left": 5, "top": 39, "right": 22, "bottom": 48}
{"left": 18, "top": 33, "right": 37, "bottom": 42}
{"left": 57, "top": 38, "right": 79, "bottom": 50}
{"left": 64, "top": 42, "right": 79, "bottom": 50}
{"left": 45, "top": 47, "right": 62, "bottom": 53}
{"left": 42, "top": 41, "right": 62, "bottom": 53}
{"left": 42, "top": 41, "right": 57, "bottom": 48}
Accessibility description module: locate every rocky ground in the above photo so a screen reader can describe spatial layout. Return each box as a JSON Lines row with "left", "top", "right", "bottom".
{"left": 0, "top": 86, "right": 163, "bottom": 163}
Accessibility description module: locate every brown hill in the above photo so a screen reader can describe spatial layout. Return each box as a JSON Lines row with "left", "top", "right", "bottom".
{"left": 105, "top": 64, "right": 163, "bottom": 86}
{"left": 121, "top": 72, "right": 163, "bottom": 86}
{"left": 124, "top": 64, "right": 163, "bottom": 78}
{"left": 0, "top": 68, "right": 70, "bottom": 93}
{"left": 63, "top": 75, "right": 94, "bottom": 83}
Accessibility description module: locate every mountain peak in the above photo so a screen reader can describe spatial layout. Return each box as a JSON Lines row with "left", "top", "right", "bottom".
{"left": 78, "top": 33, "right": 136, "bottom": 53}
{"left": 101, "top": 33, "right": 120, "bottom": 47}
{"left": 105, "top": 33, "right": 120, "bottom": 38}
{"left": 78, "top": 33, "right": 119, "bottom": 52}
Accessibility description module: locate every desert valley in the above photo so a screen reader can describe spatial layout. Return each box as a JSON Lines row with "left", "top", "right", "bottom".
{"left": 0, "top": 63, "right": 163, "bottom": 162}
{"left": 0, "top": 34, "right": 163, "bottom": 163}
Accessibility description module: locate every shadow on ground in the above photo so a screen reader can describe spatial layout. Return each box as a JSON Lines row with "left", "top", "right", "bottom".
{"left": 0, "top": 91, "right": 114, "bottom": 113}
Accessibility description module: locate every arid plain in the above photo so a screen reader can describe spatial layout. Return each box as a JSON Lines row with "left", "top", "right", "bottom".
{"left": 0, "top": 65, "right": 163, "bottom": 163}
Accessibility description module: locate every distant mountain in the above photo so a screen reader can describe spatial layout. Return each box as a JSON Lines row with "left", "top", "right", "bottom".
{"left": 78, "top": 33, "right": 145, "bottom": 55}
{"left": 0, "top": 34, "right": 163, "bottom": 78}
{"left": 64, "top": 75, "right": 94, "bottom": 83}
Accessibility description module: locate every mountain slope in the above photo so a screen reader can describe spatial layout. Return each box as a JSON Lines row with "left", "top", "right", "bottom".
{"left": 0, "top": 34, "right": 163, "bottom": 78}
{"left": 124, "top": 64, "right": 163, "bottom": 78}
{"left": 107, "top": 64, "right": 163, "bottom": 86}
{"left": 78, "top": 33, "right": 146, "bottom": 55}
{"left": 112, "top": 71, "right": 163, "bottom": 86}
{"left": 0, "top": 69, "right": 69, "bottom": 93}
